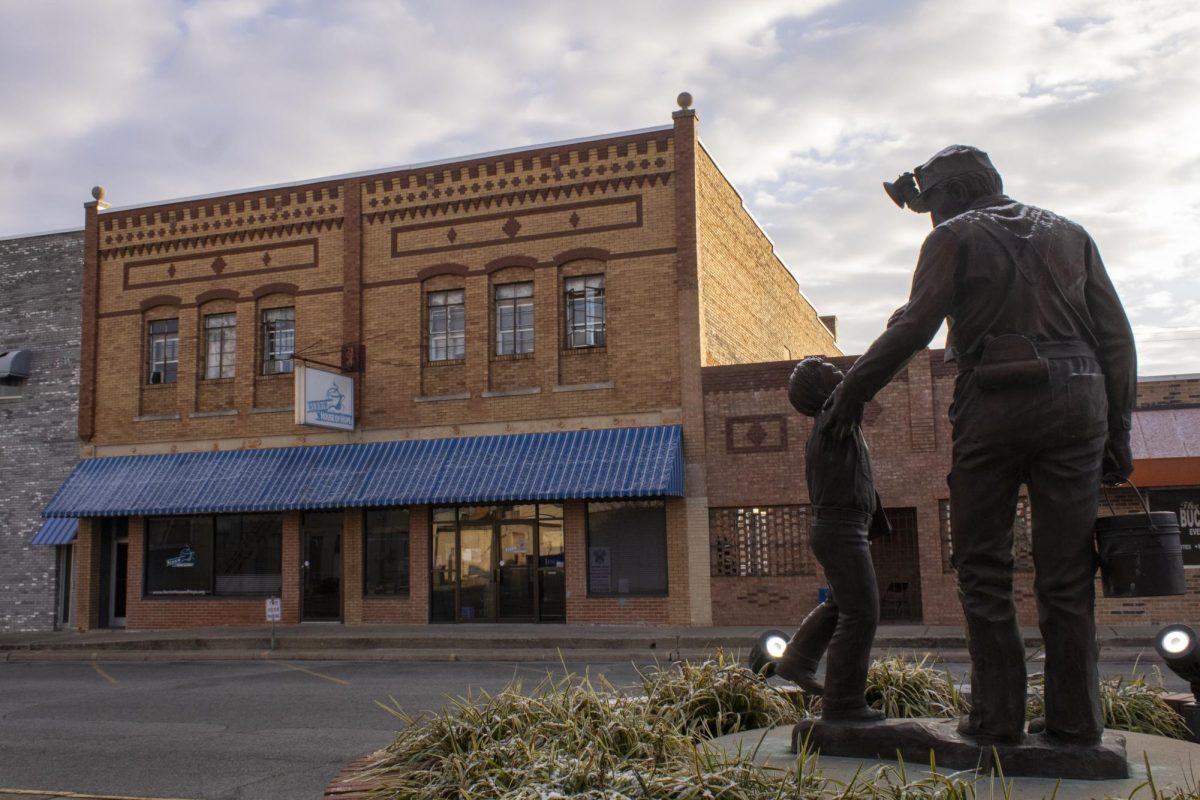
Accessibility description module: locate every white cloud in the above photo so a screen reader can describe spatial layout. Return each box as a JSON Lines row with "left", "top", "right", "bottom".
{"left": 1, "top": 0, "right": 1197, "bottom": 374}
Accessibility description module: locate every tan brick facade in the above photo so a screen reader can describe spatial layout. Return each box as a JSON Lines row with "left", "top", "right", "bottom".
{"left": 71, "top": 112, "right": 842, "bottom": 630}
{"left": 695, "top": 147, "right": 839, "bottom": 367}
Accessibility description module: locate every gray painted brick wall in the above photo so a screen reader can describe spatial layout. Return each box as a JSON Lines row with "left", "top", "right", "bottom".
{"left": 0, "top": 230, "right": 83, "bottom": 631}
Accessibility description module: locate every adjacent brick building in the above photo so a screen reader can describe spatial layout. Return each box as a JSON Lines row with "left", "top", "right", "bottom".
{"left": 703, "top": 355, "right": 1200, "bottom": 627}
{"left": 0, "top": 230, "right": 83, "bottom": 631}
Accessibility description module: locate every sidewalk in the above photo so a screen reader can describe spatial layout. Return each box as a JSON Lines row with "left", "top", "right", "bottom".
{"left": 0, "top": 622, "right": 1168, "bottom": 664}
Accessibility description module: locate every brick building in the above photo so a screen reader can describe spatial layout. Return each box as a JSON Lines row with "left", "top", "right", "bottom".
{"left": 703, "top": 355, "right": 1200, "bottom": 627}
{"left": 0, "top": 230, "right": 83, "bottom": 631}
{"left": 42, "top": 105, "right": 843, "bottom": 630}
{"left": 28, "top": 102, "right": 1200, "bottom": 632}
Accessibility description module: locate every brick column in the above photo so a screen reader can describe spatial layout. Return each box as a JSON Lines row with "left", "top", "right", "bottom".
{"left": 343, "top": 508, "right": 363, "bottom": 624}
{"left": 562, "top": 501, "right": 588, "bottom": 621}
{"left": 408, "top": 506, "right": 431, "bottom": 623}
{"left": 671, "top": 97, "right": 713, "bottom": 625}
{"left": 342, "top": 179, "right": 364, "bottom": 422}
{"left": 282, "top": 512, "right": 301, "bottom": 623}
{"left": 79, "top": 191, "right": 106, "bottom": 442}
{"left": 74, "top": 518, "right": 102, "bottom": 631}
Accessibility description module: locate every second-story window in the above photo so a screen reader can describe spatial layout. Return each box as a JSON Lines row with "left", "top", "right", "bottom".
{"left": 427, "top": 289, "right": 465, "bottom": 362}
{"left": 261, "top": 307, "right": 294, "bottom": 375}
{"left": 147, "top": 319, "right": 179, "bottom": 385}
{"left": 564, "top": 275, "right": 606, "bottom": 349}
{"left": 495, "top": 282, "right": 533, "bottom": 356}
{"left": 203, "top": 313, "right": 237, "bottom": 379}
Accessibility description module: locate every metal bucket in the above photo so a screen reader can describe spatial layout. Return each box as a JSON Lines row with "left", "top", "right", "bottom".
{"left": 1096, "top": 483, "right": 1186, "bottom": 598}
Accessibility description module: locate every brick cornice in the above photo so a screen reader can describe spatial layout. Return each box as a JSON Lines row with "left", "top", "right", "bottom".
{"left": 362, "top": 172, "right": 671, "bottom": 226}
{"left": 100, "top": 217, "right": 343, "bottom": 261}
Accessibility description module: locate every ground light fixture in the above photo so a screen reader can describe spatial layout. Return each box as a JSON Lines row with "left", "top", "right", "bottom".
{"left": 1154, "top": 624, "right": 1200, "bottom": 742}
{"left": 748, "top": 629, "right": 789, "bottom": 676}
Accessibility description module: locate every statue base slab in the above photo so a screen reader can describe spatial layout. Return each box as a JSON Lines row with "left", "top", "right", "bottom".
{"left": 791, "top": 718, "right": 1128, "bottom": 780}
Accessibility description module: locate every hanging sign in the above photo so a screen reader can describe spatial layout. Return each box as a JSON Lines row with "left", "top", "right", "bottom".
{"left": 294, "top": 363, "right": 355, "bottom": 431}
{"left": 1151, "top": 488, "right": 1200, "bottom": 567}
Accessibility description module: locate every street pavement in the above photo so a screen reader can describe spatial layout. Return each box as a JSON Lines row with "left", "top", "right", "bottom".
{"left": 0, "top": 656, "right": 1188, "bottom": 800}
{"left": 0, "top": 659, "right": 648, "bottom": 800}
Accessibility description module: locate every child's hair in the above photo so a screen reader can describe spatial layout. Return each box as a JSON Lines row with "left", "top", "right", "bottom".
{"left": 788, "top": 357, "right": 842, "bottom": 417}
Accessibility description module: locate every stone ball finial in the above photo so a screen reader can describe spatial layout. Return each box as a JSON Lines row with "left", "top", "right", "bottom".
{"left": 91, "top": 186, "right": 106, "bottom": 201}
{"left": 677, "top": 92, "right": 693, "bottom": 110}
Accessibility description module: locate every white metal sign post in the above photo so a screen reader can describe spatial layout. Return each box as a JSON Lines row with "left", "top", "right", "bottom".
{"left": 266, "top": 597, "right": 282, "bottom": 650}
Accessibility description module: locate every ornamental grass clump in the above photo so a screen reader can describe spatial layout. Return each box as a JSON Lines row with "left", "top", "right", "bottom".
{"left": 358, "top": 664, "right": 820, "bottom": 799}
{"left": 864, "top": 655, "right": 969, "bottom": 719}
{"left": 640, "top": 649, "right": 806, "bottom": 738}
{"left": 1025, "top": 668, "right": 1190, "bottom": 740}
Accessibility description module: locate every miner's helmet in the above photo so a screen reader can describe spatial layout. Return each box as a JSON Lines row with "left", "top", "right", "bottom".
{"left": 883, "top": 145, "right": 996, "bottom": 212}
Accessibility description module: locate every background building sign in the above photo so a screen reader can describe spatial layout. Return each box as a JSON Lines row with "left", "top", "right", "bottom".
{"left": 294, "top": 363, "right": 355, "bottom": 431}
{"left": 1151, "top": 488, "right": 1200, "bottom": 567}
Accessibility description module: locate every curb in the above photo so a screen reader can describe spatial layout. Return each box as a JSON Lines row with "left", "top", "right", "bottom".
{"left": 324, "top": 750, "right": 384, "bottom": 799}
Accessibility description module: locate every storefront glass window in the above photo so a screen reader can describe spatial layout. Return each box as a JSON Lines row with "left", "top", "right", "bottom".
{"left": 145, "top": 514, "right": 282, "bottom": 596}
{"left": 364, "top": 508, "right": 410, "bottom": 595}
{"left": 586, "top": 500, "right": 667, "bottom": 596}
{"left": 145, "top": 516, "right": 214, "bottom": 595}
{"left": 215, "top": 514, "right": 282, "bottom": 594}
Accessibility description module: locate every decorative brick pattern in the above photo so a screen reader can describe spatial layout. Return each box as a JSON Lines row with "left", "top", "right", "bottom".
{"left": 725, "top": 414, "right": 788, "bottom": 454}
{"left": 710, "top": 506, "right": 812, "bottom": 577}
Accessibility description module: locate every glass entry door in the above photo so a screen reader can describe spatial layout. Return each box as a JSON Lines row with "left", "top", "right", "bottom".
{"left": 458, "top": 524, "right": 495, "bottom": 622}
{"left": 498, "top": 523, "right": 534, "bottom": 620}
{"left": 430, "top": 505, "right": 564, "bottom": 623}
{"left": 301, "top": 512, "right": 342, "bottom": 621}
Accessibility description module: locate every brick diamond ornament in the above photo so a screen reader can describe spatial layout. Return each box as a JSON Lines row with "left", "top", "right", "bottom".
{"left": 569, "top": 212, "right": 580, "bottom": 229}
{"left": 262, "top": 252, "right": 271, "bottom": 266}
{"left": 167, "top": 264, "right": 176, "bottom": 278}
{"left": 447, "top": 227, "right": 458, "bottom": 243}
{"left": 502, "top": 217, "right": 522, "bottom": 238}
{"left": 211, "top": 256, "right": 226, "bottom": 274}
{"left": 747, "top": 422, "right": 768, "bottom": 446}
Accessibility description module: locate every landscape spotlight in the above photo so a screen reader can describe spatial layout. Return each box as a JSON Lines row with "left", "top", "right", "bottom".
{"left": 1155, "top": 625, "right": 1200, "bottom": 699}
{"left": 1154, "top": 624, "right": 1200, "bottom": 742}
{"left": 748, "top": 629, "right": 789, "bottom": 676}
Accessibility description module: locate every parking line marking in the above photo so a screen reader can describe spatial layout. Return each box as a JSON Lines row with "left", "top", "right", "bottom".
{"left": 90, "top": 657, "right": 117, "bottom": 685}
{"left": 274, "top": 661, "right": 349, "bottom": 685}
{"left": 0, "top": 787, "right": 198, "bottom": 799}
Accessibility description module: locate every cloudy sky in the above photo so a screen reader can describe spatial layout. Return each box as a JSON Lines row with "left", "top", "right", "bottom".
{"left": 2, "top": 0, "right": 1197, "bottom": 374}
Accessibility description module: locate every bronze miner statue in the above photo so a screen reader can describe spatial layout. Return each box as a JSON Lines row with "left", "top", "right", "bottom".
{"left": 826, "top": 145, "right": 1136, "bottom": 746}
{"left": 776, "top": 357, "right": 891, "bottom": 721}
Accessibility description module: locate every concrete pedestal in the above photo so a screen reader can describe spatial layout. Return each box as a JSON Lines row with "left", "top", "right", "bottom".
{"left": 707, "top": 723, "right": 1200, "bottom": 799}
{"left": 792, "top": 717, "right": 1127, "bottom": 779}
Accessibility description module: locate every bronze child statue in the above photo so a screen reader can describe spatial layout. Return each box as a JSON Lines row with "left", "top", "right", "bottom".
{"left": 776, "top": 356, "right": 890, "bottom": 722}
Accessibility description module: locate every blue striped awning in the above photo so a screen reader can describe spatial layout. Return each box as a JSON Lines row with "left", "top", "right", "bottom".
{"left": 31, "top": 517, "right": 79, "bottom": 545}
{"left": 41, "top": 425, "right": 683, "bottom": 518}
